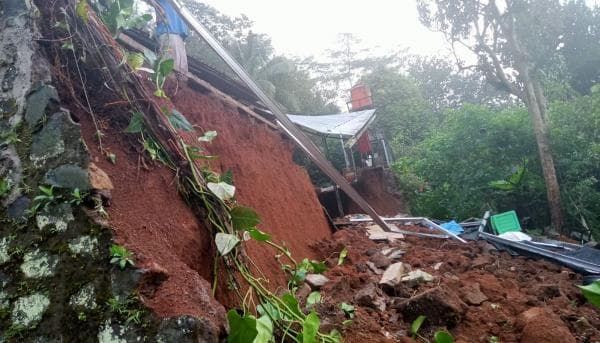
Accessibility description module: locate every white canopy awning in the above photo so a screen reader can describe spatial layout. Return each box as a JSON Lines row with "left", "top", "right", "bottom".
{"left": 287, "top": 109, "right": 376, "bottom": 147}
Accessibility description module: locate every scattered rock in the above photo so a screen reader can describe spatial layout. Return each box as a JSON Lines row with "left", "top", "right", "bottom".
{"left": 433, "top": 262, "right": 443, "bottom": 270}
{"left": 36, "top": 202, "right": 74, "bottom": 233}
{"left": 70, "top": 283, "right": 97, "bottom": 310}
{"left": 7, "top": 195, "right": 30, "bottom": 219}
{"left": 355, "top": 263, "right": 368, "bottom": 273}
{"left": 20, "top": 249, "right": 58, "bottom": 278}
{"left": 89, "top": 162, "right": 113, "bottom": 190}
{"left": 369, "top": 252, "right": 392, "bottom": 269}
{"left": 369, "top": 232, "right": 405, "bottom": 243}
{"left": 366, "top": 248, "right": 378, "bottom": 256}
{"left": 0, "top": 237, "right": 11, "bottom": 265}
{"left": 68, "top": 235, "right": 99, "bottom": 256}
{"left": 305, "top": 274, "right": 329, "bottom": 289}
{"left": 44, "top": 163, "right": 90, "bottom": 190}
{"left": 366, "top": 261, "right": 383, "bottom": 275}
{"left": 533, "top": 283, "right": 560, "bottom": 301}
{"left": 155, "top": 315, "right": 220, "bottom": 343}
{"left": 296, "top": 283, "right": 312, "bottom": 301}
{"left": 387, "top": 249, "right": 405, "bottom": 260}
{"left": 401, "top": 270, "right": 434, "bottom": 287}
{"left": 394, "top": 287, "right": 465, "bottom": 327}
{"left": 30, "top": 111, "right": 87, "bottom": 169}
{"left": 24, "top": 84, "right": 58, "bottom": 127}
{"left": 12, "top": 293, "right": 50, "bottom": 327}
{"left": 354, "top": 283, "right": 386, "bottom": 312}
{"left": 379, "top": 262, "right": 410, "bottom": 286}
{"left": 460, "top": 283, "right": 488, "bottom": 306}
{"left": 471, "top": 255, "right": 494, "bottom": 268}
{"left": 517, "top": 307, "right": 575, "bottom": 343}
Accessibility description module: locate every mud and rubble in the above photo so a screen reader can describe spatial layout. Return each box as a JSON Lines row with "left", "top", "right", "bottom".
{"left": 306, "top": 225, "right": 600, "bottom": 343}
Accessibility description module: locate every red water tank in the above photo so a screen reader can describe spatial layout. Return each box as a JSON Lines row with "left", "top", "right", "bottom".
{"left": 350, "top": 84, "right": 373, "bottom": 111}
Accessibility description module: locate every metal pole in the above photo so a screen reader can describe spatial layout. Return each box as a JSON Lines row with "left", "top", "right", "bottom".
{"left": 381, "top": 138, "right": 391, "bottom": 167}
{"left": 167, "top": 0, "right": 392, "bottom": 232}
{"left": 340, "top": 135, "right": 350, "bottom": 169}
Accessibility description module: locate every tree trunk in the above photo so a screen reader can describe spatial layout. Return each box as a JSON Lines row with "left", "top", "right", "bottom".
{"left": 518, "top": 64, "right": 564, "bottom": 234}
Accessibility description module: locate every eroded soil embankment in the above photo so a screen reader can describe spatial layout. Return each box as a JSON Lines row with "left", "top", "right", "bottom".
{"left": 168, "top": 83, "right": 332, "bottom": 303}
{"left": 75, "top": 78, "right": 331, "bottom": 317}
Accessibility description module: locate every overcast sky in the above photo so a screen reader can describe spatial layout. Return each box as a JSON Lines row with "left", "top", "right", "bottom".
{"left": 199, "top": 0, "right": 451, "bottom": 58}
{"left": 199, "top": 0, "right": 600, "bottom": 60}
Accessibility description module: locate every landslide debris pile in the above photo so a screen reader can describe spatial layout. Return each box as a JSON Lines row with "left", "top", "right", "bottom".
{"left": 304, "top": 226, "right": 600, "bottom": 343}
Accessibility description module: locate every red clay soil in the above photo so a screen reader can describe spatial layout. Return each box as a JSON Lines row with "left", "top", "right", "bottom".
{"left": 77, "top": 112, "right": 227, "bottom": 329}
{"left": 346, "top": 167, "right": 407, "bottom": 216}
{"left": 309, "top": 226, "right": 600, "bottom": 343}
{"left": 169, "top": 84, "right": 332, "bottom": 303}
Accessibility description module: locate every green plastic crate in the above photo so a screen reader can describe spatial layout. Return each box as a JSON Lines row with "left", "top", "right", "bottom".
{"left": 490, "top": 210, "right": 522, "bottom": 235}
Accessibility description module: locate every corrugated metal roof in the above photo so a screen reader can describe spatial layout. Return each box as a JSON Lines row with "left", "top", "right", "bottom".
{"left": 287, "top": 109, "right": 376, "bottom": 146}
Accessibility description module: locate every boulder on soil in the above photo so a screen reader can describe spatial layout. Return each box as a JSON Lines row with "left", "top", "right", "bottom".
{"left": 460, "top": 283, "right": 488, "bottom": 306}
{"left": 369, "top": 252, "right": 392, "bottom": 269}
{"left": 516, "top": 307, "right": 575, "bottom": 343}
{"left": 155, "top": 315, "right": 219, "bottom": 343}
{"left": 89, "top": 162, "right": 114, "bottom": 190}
{"left": 379, "top": 262, "right": 410, "bottom": 286}
{"left": 394, "top": 287, "right": 465, "bottom": 327}
{"left": 354, "top": 283, "right": 386, "bottom": 312}
{"left": 305, "top": 274, "right": 329, "bottom": 290}
{"left": 401, "top": 270, "right": 434, "bottom": 287}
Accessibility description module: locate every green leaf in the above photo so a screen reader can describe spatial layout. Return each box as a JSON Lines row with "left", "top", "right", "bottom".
{"left": 489, "top": 180, "right": 514, "bottom": 191}
{"left": 168, "top": 109, "right": 193, "bottom": 132}
{"left": 215, "top": 233, "right": 240, "bottom": 256}
{"left": 306, "top": 291, "right": 321, "bottom": 308}
{"left": 221, "top": 170, "right": 234, "bottom": 185}
{"left": 257, "top": 302, "right": 281, "bottom": 321}
{"left": 230, "top": 206, "right": 261, "bottom": 231}
{"left": 198, "top": 130, "right": 218, "bottom": 143}
{"left": 434, "top": 331, "right": 454, "bottom": 343}
{"left": 337, "top": 247, "right": 348, "bottom": 265}
{"left": 227, "top": 310, "right": 258, "bottom": 343}
{"left": 302, "top": 311, "right": 320, "bottom": 343}
{"left": 578, "top": 281, "right": 600, "bottom": 308}
{"left": 0, "top": 178, "right": 11, "bottom": 196}
{"left": 248, "top": 228, "right": 271, "bottom": 242}
{"left": 309, "top": 261, "right": 328, "bottom": 274}
{"left": 281, "top": 293, "right": 302, "bottom": 318}
{"left": 508, "top": 165, "right": 526, "bottom": 186}
{"left": 207, "top": 182, "right": 236, "bottom": 201}
{"left": 76, "top": 0, "right": 89, "bottom": 24}
{"left": 107, "top": 152, "right": 117, "bottom": 164}
{"left": 253, "top": 315, "right": 273, "bottom": 343}
{"left": 329, "top": 329, "right": 342, "bottom": 342}
{"left": 124, "top": 112, "right": 144, "bottom": 133}
{"left": 411, "top": 315, "right": 426, "bottom": 336}
{"left": 126, "top": 52, "right": 145, "bottom": 71}
{"left": 158, "top": 58, "right": 174, "bottom": 77}
{"left": 61, "top": 42, "right": 75, "bottom": 51}
{"left": 339, "top": 303, "right": 355, "bottom": 319}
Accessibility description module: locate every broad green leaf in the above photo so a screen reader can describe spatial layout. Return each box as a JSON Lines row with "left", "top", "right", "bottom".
{"left": 159, "top": 58, "right": 174, "bottom": 77}
{"left": 76, "top": 0, "right": 89, "bottom": 24}
{"left": 248, "top": 228, "right": 271, "bottom": 242}
{"left": 309, "top": 260, "right": 328, "bottom": 274}
{"left": 198, "top": 130, "right": 218, "bottom": 143}
{"left": 208, "top": 182, "right": 236, "bottom": 200}
{"left": 227, "top": 310, "right": 258, "bottom": 343}
{"left": 302, "top": 311, "right": 320, "bottom": 343}
{"left": 434, "top": 331, "right": 454, "bottom": 343}
{"left": 339, "top": 303, "right": 355, "bottom": 319}
{"left": 281, "top": 293, "right": 302, "bottom": 318}
{"left": 338, "top": 247, "right": 348, "bottom": 265}
{"left": 124, "top": 112, "right": 144, "bottom": 133}
{"left": 0, "top": 178, "right": 10, "bottom": 196}
{"left": 489, "top": 180, "right": 514, "bottom": 191}
{"left": 306, "top": 291, "right": 321, "bottom": 307}
{"left": 230, "top": 206, "right": 261, "bottom": 231}
{"left": 168, "top": 109, "right": 193, "bottom": 132}
{"left": 329, "top": 329, "right": 342, "bottom": 342}
{"left": 253, "top": 315, "right": 273, "bottom": 343}
{"left": 411, "top": 315, "right": 426, "bottom": 336}
{"left": 508, "top": 165, "right": 526, "bottom": 186}
{"left": 126, "top": 52, "right": 145, "bottom": 71}
{"left": 221, "top": 170, "right": 234, "bottom": 185}
{"left": 215, "top": 233, "right": 239, "bottom": 256}
{"left": 578, "top": 281, "right": 600, "bottom": 308}
{"left": 257, "top": 302, "right": 281, "bottom": 321}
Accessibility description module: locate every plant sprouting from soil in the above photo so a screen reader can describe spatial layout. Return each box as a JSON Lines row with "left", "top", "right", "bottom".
{"left": 31, "top": 185, "right": 62, "bottom": 212}
{"left": 578, "top": 280, "right": 600, "bottom": 308}
{"left": 69, "top": 188, "right": 87, "bottom": 205}
{"left": 411, "top": 315, "right": 455, "bottom": 343}
{"left": 109, "top": 244, "right": 135, "bottom": 269}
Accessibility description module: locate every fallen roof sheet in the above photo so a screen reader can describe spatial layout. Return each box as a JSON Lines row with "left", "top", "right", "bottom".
{"left": 287, "top": 109, "right": 376, "bottom": 147}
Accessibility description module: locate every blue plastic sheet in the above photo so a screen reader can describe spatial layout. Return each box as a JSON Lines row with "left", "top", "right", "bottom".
{"left": 440, "top": 220, "right": 464, "bottom": 235}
